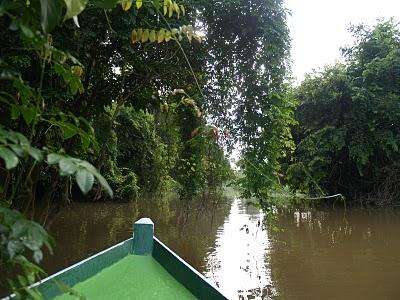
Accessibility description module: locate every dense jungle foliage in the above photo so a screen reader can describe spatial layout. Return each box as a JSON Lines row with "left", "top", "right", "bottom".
{"left": 0, "top": 0, "right": 293, "bottom": 296}
{"left": 284, "top": 20, "right": 400, "bottom": 206}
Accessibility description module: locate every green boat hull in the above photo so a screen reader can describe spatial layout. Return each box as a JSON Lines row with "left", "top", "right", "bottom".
{"left": 5, "top": 218, "right": 228, "bottom": 300}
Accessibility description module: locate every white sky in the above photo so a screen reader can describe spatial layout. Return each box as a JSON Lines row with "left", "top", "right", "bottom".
{"left": 285, "top": 0, "right": 400, "bottom": 84}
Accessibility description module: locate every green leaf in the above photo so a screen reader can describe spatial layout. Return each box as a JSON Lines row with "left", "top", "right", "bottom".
{"left": 165, "top": 30, "right": 171, "bottom": 42}
{"left": 141, "top": 29, "right": 149, "bottom": 43}
{"left": 173, "top": 1, "right": 179, "bottom": 18}
{"left": 78, "top": 160, "right": 98, "bottom": 173}
{"left": 26, "top": 147, "right": 43, "bottom": 162}
{"left": 136, "top": 0, "right": 142, "bottom": 9}
{"left": 9, "top": 144, "right": 24, "bottom": 157}
{"left": 79, "top": 161, "right": 113, "bottom": 197}
{"left": 59, "top": 157, "right": 78, "bottom": 175}
{"left": 11, "top": 105, "right": 20, "bottom": 120}
{"left": 75, "top": 168, "right": 94, "bottom": 194}
{"left": 20, "top": 106, "right": 36, "bottom": 125}
{"left": 171, "top": 28, "right": 179, "bottom": 37}
{"left": 94, "top": 172, "right": 113, "bottom": 197}
{"left": 23, "top": 238, "right": 42, "bottom": 251}
{"left": 131, "top": 29, "right": 139, "bottom": 44}
{"left": 7, "top": 240, "right": 22, "bottom": 258}
{"left": 47, "top": 153, "right": 64, "bottom": 165}
{"left": 69, "top": 77, "right": 80, "bottom": 95}
{"left": 33, "top": 250, "right": 43, "bottom": 264}
{"left": 43, "top": 235, "right": 55, "bottom": 255}
{"left": 149, "top": 30, "right": 156, "bottom": 42}
{"left": 1, "top": 129, "right": 18, "bottom": 144}
{"left": 19, "top": 23, "right": 35, "bottom": 38}
{"left": 0, "top": 146, "right": 19, "bottom": 169}
{"left": 40, "top": 0, "right": 63, "bottom": 33}
{"left": 17, "top": 275, "right": 27, "bottom": 287}
{"left": 137, "top": 28, "right": 143, "bottom": 41}
{"left": 158, "top": 29, "right": 165, "bottom": 43}
{"left": 121, "top": 0, "right": 132, "bottom": 10}
{"left": 72, "top": 16, "right": 80, "bottom": 28}
{"left": 63, "top": 0, "right": 88, "bottom": 20}
{"left": 11, "top": 220, "right": 28, "bottom": 239}
{"left": 152, "top": 0, "right": 160, "bottom": 10}
{"left": 15, "top": 132, "right": 29, "bottom": 145}
{"left": 168, "top": 3, "right": 173, "bottom": 17}
{"left": 62, "top": 124, "right": 78, "bottom": 139}
{"left": 80, "top": 134, "right": 90, "bottom": 149}
{"left": 78, "top": 116, "right": 93, "bottom": 132}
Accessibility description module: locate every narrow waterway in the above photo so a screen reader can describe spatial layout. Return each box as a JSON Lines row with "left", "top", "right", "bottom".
{"left": 39, "top": 197, "right": 400, "bottom": 299}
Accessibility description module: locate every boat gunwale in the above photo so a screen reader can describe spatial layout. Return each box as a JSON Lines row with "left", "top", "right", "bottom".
{"left": 34, "top": 238, "right": 133, "bottom": 289}
{"left": 153, "top": 237, "right": 229, "bottom": 299}
{"left": 1, "top": 238, "right": 133, "bottom": 300}
{"left": 3, "top": 222, "right": 229, "bottom": 300}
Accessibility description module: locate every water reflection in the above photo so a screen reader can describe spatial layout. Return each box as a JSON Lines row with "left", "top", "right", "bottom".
{"left": 42, "top": 202, "right": 139, "bottom": 273}
{"left": 204, "top": 198, "right": 275, "bottom": 299}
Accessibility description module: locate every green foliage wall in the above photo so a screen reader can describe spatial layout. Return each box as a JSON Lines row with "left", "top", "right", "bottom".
{"left": 286, "top": 20, "right": 400, "bottom": 205}
{"left": 0, "top": 0, "right": 236, "bottom": 295}
{"left": 115, "top": 107, "right": 168, "bottom": 195}
{"left": 190, "top": 0, "right": 295, "bottom": 200}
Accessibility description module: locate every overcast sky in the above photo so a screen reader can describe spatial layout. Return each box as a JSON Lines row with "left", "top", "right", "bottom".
{"left": 285, "top": 0, "right": 400, "bottom": 84}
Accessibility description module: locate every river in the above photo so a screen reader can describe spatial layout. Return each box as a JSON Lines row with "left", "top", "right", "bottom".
{"left": 40, "top": 197, "right": 400, "bottom": 299}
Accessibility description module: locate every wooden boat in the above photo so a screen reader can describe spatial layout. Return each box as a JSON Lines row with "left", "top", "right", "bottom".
{"left": 24, "top": 218, "right": 228, "bottom": 299}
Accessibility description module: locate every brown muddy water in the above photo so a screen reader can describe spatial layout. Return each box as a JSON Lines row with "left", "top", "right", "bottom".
{"left": 37, "top": 198, "right": 400, "bottom": 299}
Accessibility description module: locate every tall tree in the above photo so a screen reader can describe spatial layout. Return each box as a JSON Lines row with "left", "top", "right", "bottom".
{"left": 193, "top": 0, "right": 295, "bottom": 201}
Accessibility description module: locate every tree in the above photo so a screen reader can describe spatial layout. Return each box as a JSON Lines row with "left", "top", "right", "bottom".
{"left": 286, "top": 19, "right": 400, "bottom": 205}
{"left": 193, "top": 0, "right": 295, "bottom": 202}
